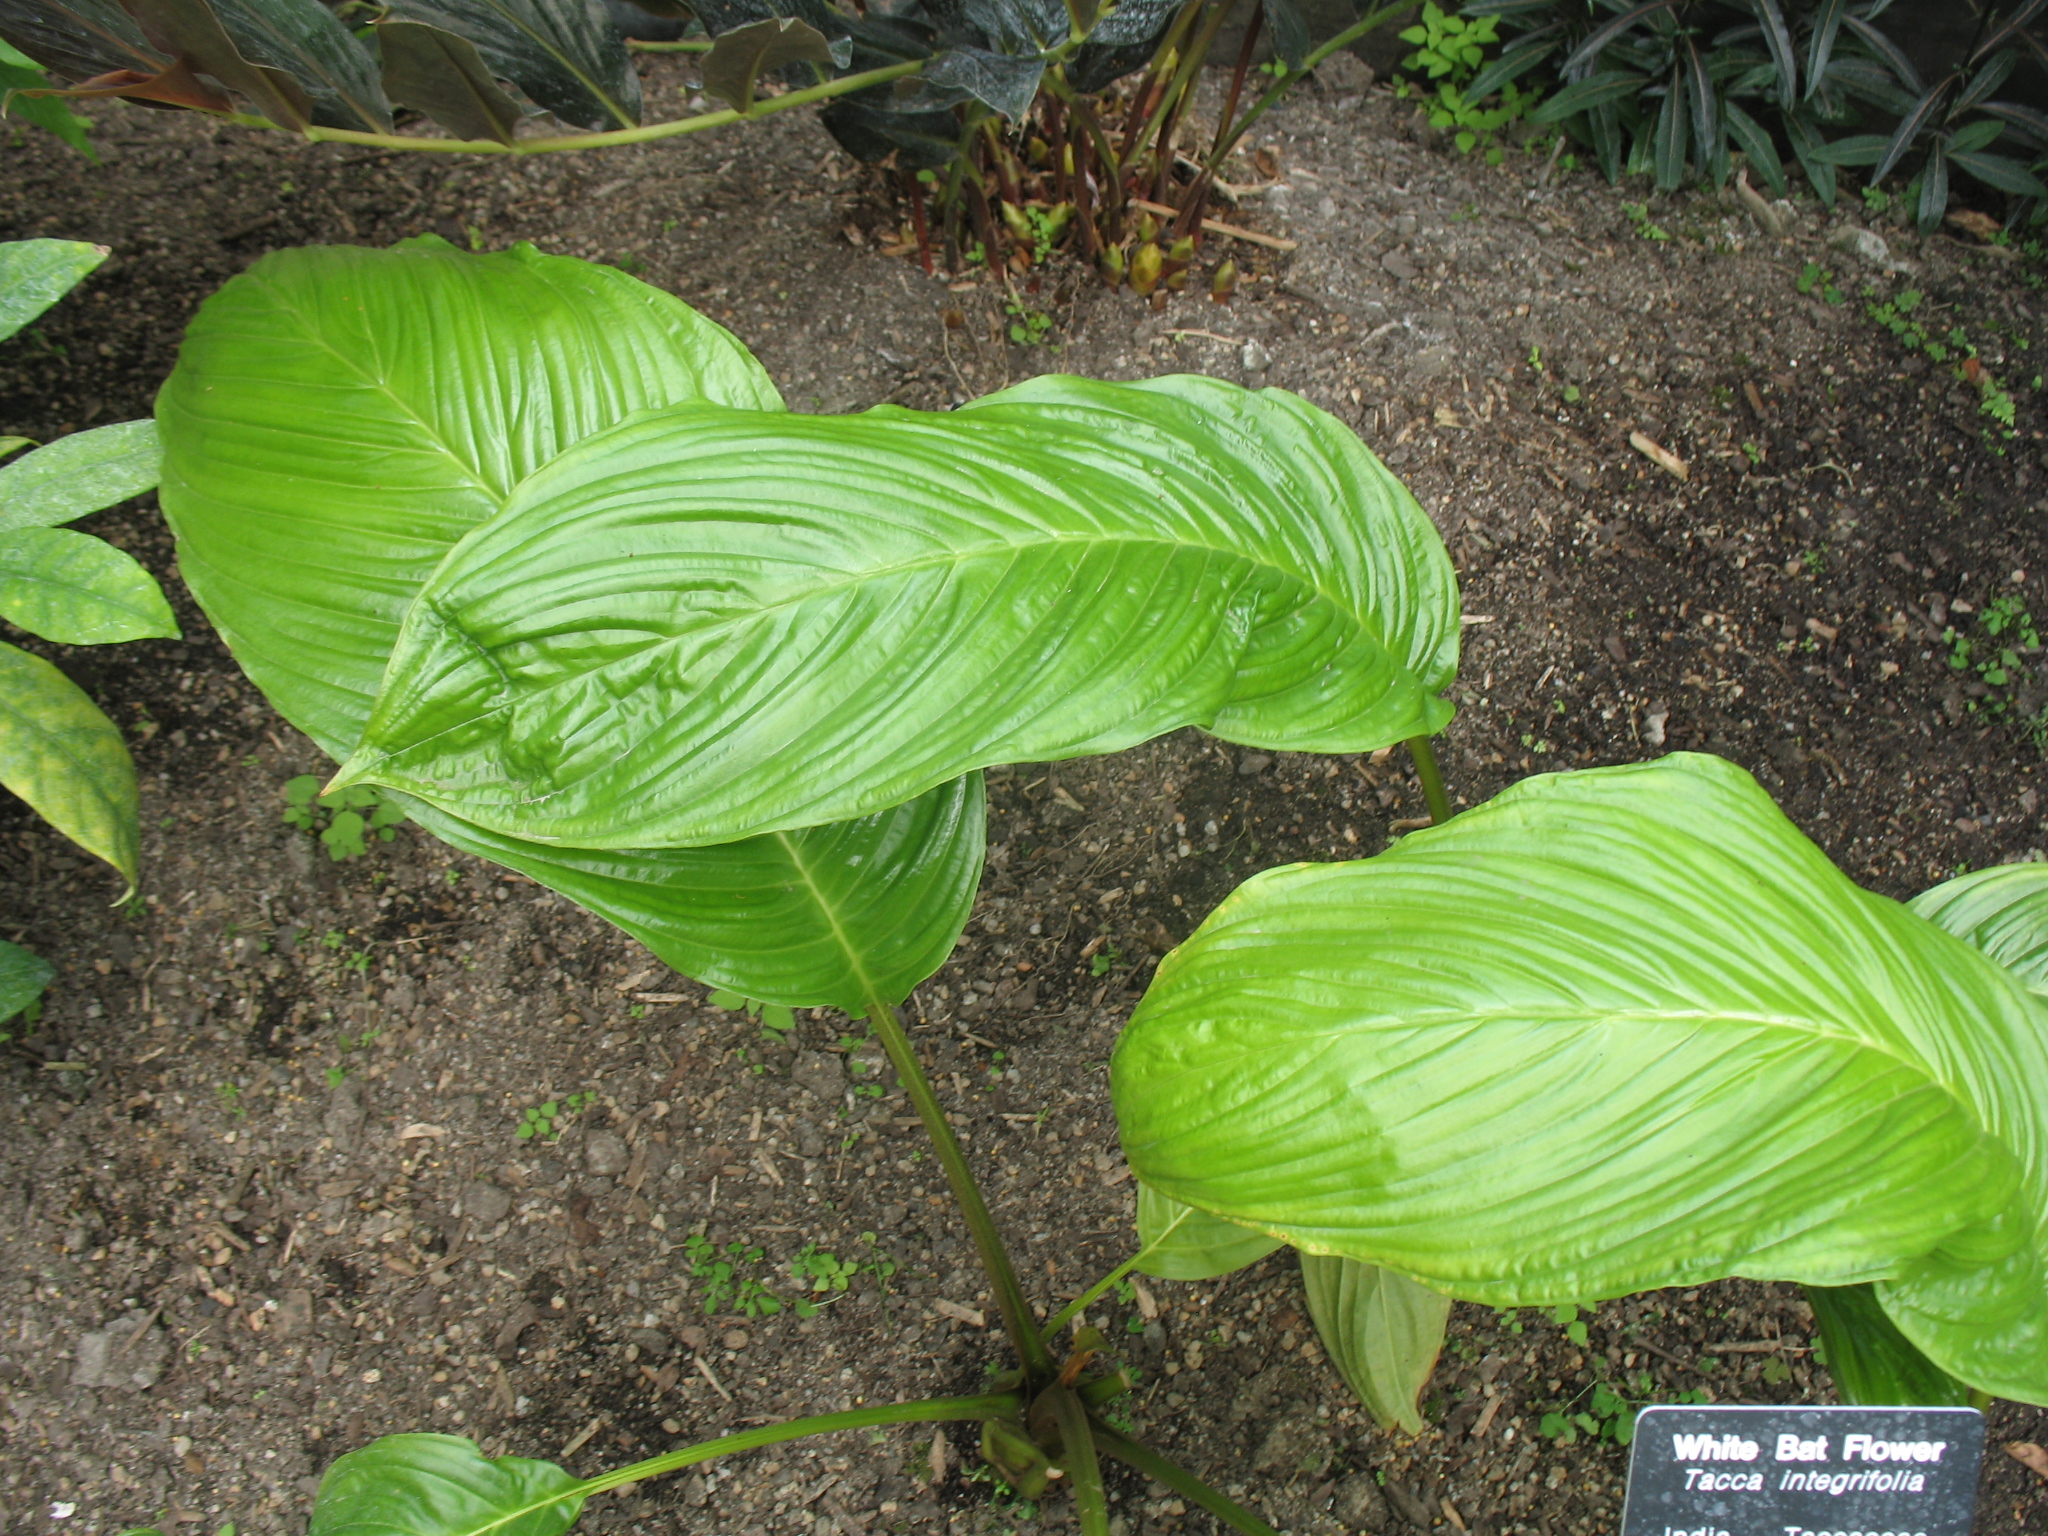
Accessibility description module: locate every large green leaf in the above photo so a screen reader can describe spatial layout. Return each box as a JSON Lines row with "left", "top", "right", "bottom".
{"left": 0, "top": 639, "right": 137, "bottom": 890}
{"left": 0, "top": 527, "right": 179, "bottom": 644}
{"left": 1135, "top": 1181, "right": 1282, "bottom": 1281}
{"left": 1911, "top": 862, "right": 2048, "bottom": 993}
{"left": 157, "top": 237, "right": 781, "bottom": 756}
{"left": 1299, "top": 1254, "right": 1451, "bottom": 1432}
{"left": 156, "top": 239, "right": 980, "bottom": 1009}
{"left": 383, "top": 0, "right": 641, "bottom": 129}
{"left": 333, "top": 375, "right": 1460, "bottom": 848}
{"left": 0, "top": 419, "right": 162, "bottom": 532}
{"left": 0, "top": 937, "right": 54, "bottom": 1022}
{"left": 311, "top": 1433, "right": 584, "bottom": 1536}
{"left": 0, "top": 237, "right": 104, "bottom": 342}
{"left": 1112, "top": 753, "right": 2048, "bottom": 1404}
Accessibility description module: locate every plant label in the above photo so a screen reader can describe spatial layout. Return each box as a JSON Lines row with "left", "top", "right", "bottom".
{"left": 1620, "top": 1404, "right": 1983, "bottom": 1536}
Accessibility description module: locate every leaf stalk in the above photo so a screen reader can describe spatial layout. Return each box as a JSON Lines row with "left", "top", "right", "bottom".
{"left": 1406, "top": 735, "right": 1453, "bottom": 825}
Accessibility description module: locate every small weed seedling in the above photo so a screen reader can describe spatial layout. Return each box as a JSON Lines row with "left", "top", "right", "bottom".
{"left": 282, "top": 774, "right": 407, "bottom": 861}
{"left": 1796, "top": 263, "right": 1843, "bottom": 305}
{"left": 516, "top": 1090, "right": 594, "bottom": 1141}
{"left": 686, "top": 1232, "right": 784, "bottom": 1317}
{"left": 789, "top": 1243, "right": 859, "bottom": 1315}
{"left": 1005, "top": 300, "right": 1054, "bottom": 347}
{"left": 1622, "top": 202, "right": 1670, "bottom": 243}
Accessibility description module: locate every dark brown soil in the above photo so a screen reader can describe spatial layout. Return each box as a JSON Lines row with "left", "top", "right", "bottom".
{"left": 3, "top": 54, "right": 2047, "bottom": 1536}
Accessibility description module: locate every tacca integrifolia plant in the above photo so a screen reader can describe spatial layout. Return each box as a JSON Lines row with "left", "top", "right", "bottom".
{"left": 155, "top": 234, "right": 1461, "bottom": 1535}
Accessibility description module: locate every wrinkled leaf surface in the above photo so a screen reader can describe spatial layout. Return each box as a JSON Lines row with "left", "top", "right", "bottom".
{"left": 337, "top": 374, "right": 1459, "bottom": 848}
{"left": 1912, "top": 862, "right": 2048, "bottom": 993}
{"left": 1299, "top": 1254, "right": 1450, "bottom": 1431}
{"left": 1113, "top": 753, "right": 2048, "bottom": 1403}
{"left": 1135, "top": 1181, "right": 1281, "bottom": 1280}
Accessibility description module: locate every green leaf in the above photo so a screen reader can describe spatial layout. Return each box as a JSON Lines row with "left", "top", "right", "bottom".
{"left": 0, "top": 419, "right": 163, "bottom": 532}
{"left": 382, "top": 0, "right": 641, "bottom": 130}
{"left": 0, "top": 936, "right": 54, "bottom": 1021}
{"left": 396, "top": 775, "right": 983, "bottom": 1011}
{"left": 310, "top": 1432, "right": 585, "bottom": 1536}
{"left": 0, "top": 638, "right": 137, "bottom": 890}
{"left": 158, "top": 237, "right": 780, "bottom": 756}
{"left": 1912, "top": 862, "right": 2048, "bottom": 993}
{"left": 1804, "top": 1283, "right": 1969, "bottom": 1406}
{"left": 156, "top": 238, "right": 980, "bottom": 1009}
{"left": 1299, "top": 1254, "right": 1451, "bottom": 1432}
{"left": 0, "top": 527, "right": 178, "bottom": 644}
{"left": 0, "top": 236, "right": 104, "bottom": 342}
{"left": 1113, "top": 753, "right": 2048, "bottom": 1404}
{"left": 1135, "top": 1181, "right": 1281, "bottom": 1280}
{"left": 335, "top": 374, "right": 1460, "bottom": 849}
{"left": 0, "top": 43, "right": 96, "bottom": 159}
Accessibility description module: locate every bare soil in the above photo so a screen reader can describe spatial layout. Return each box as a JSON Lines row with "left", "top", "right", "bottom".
{"left": 3, "top": 53, "right": 2047, "bottom": 1536}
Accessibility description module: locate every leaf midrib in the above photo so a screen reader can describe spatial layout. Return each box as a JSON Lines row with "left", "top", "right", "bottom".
{"left": 382, "top": 527, "right": 1408, "bottom": 767}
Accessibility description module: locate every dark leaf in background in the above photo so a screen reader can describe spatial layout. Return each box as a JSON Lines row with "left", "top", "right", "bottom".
{"left": 700, "top": 15, "right": 834, "bottom": 111}
{"left": 0, "top": 0, "right": 159, "bottom": 87}
{"left": 1955, "top": 48, "right": 2015, "bottom": 116}
{"left": 1085, "top": 0, "right": 1175, "bottom": 48}
{"left": 1527, "top": 69, "right": 1646, "bottom": 123}
{"left": 1558, "top": 0, "right": 1679, "bottom": 81}
{"left": 1840, "top": 11, "right": 1917, "bottom": 94}
{"left": 377, "top": 18, "right": 520, "bottom": 141}
{"left": 1802, "top": 0, "right": 1845, "bottom": 96}
{"left": 212, "top": 0, "right": 390, "bottom": 129}
{"left": 1784, "top": 107, "right": 1836, "bottom": 203}
{"left": 1950, "top": 149, "right": 2046, "bottom": 199}
{"left": 1746, "top": 0, "right": 1795, "bottom": 105}
{"left": 386, "top": 0, "right": 639, "bottom": 129}
{"left": 211, "top": 0, "right": 391, "bottom": 130}
{"left": 1652, "top": 64, "right": 1685, "bottom": 191}
{"left": 1873, "top": 75, "right": 1953, "bottom": 183}
{"left": 819, "top": 92, "right": 959, "bottom": 167}
{"left": 1723, "top": 96, "right": 1784, "bottom": 194}
{"left": 1465, "top": 28, "right": 1559, "bottom": 102}
{"left": 120, "top": 0, "right": 315, "bottom": 127}
{"left": 1971, "top": 0, "right": 2048, "bottom": 67}
{"left": 1978, "top": 98, "right": 2048, "bottom": 150}
{"left": 1265, "top": 0, "right": 1310, "bottom": 72}
{"left": 1916, "top": 135, "right": 1948, "bottom": 232}
{"left": 925, "top": 42, "right": 1041, "bottom": 119}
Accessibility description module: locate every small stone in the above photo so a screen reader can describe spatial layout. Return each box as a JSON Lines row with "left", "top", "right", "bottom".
{"left": 1237, "top": 752, "right": 1272, "bottom": 776}
{"left": 1240, "top": 338, "right": 1272, "bottom": 372}
{"left": 638, "top": 1141, "right": 674, "bottom": 1181}
{"left": 792, "top": 1050, "right": 845, "bottom": 1100}
{"left": 1313, "top": 51, "right": 1372, "bottom": 94}
{"left": 71, "top": 1309, "right": 169, "bottom": 1391}
{"left": 583, "top": 1131, "right": 630, "bottom": 1177}
{"left": 876, "top": 1202, "right": 907, "bottom": 1231}
{"left": 461, "top": 1181, "right": 513, "bottom": 1225}
{"left": 1828, "top": 224, "right": 1897, "bottom": 269}
{"left": 625, "top": 1327, "right": 673, "bottom": 1360}
{"left": 722, "top": 1328, "right": 750, "bottom": 1351}
{"left": 1380, "top": 249, "right": 1420, "bottom": 282}
{"left": 677, "top": 1324, "right": 709, "bottom": 1351}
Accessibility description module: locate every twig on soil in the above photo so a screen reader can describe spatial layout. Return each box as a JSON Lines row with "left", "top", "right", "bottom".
{"left": 1128, "top": 199, "right": 1297, "bottom": 251}
{"left": 1632, "top": 1338, "right": 1709, "bottom": 1375}
{"left": 693, "top": 1353, "right": 734, "bottom": 1401}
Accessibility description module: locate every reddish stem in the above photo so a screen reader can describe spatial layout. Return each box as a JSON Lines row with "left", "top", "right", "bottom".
{"left": 901, "top": 168, "right": 934, "bottom": 275}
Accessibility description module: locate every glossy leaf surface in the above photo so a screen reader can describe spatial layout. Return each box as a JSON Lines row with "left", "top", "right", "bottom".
{"left": 337, "top": 375, "right": 1459, "bottom": 848}
{"left": 0, "top": 419, "right": 163, "bottom": 532}
{"left": 377, "top": 19, "right": 523, "bottom": 142}
{"left": 0, "top": 937, "right": 54, "bottom": 1021}
{"left": 0, "top": 237, "right": 103, "bottom": 341}
{"left": 1299, "top": 1254, "right": 1450, "bottom": 1432}
{"left": 1114, "top": 753, "right": 2048, "bottom": 1403}
{"left": 1912, "top": 862, "right": 2048, "bottom": 993}
{"left": 384, "top": 0, "right": 641, "bottom": 128}
{"left": 310, "top": 1433, "right": 584, "bottom": 1536}
{"left": 0, "top": 526, "right": 179, "bottom": 644}
{"left": 157, "top": 239, "right": 978, "bottom": 1008}
{"left": 157, "top": 238, "right": 781, "bottom": 756}
{"left": 0, "top": 0, "right": 161, "bottom": 88}
{"left": 209, "top": 0, "right": 393, "bottom": 130}
{"left": 0, "top": 639, "right": 137, "bottom": 889}
{"left": 1134, "top": 1182, "right": 1281, "bottom": 1281}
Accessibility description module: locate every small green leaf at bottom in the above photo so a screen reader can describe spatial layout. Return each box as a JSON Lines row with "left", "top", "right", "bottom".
{"left": 0, "top": 937, "right": 54, "bottom": 1023}
{"left": 311, "top": 1433, "right": 586, "bottom": 1536}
